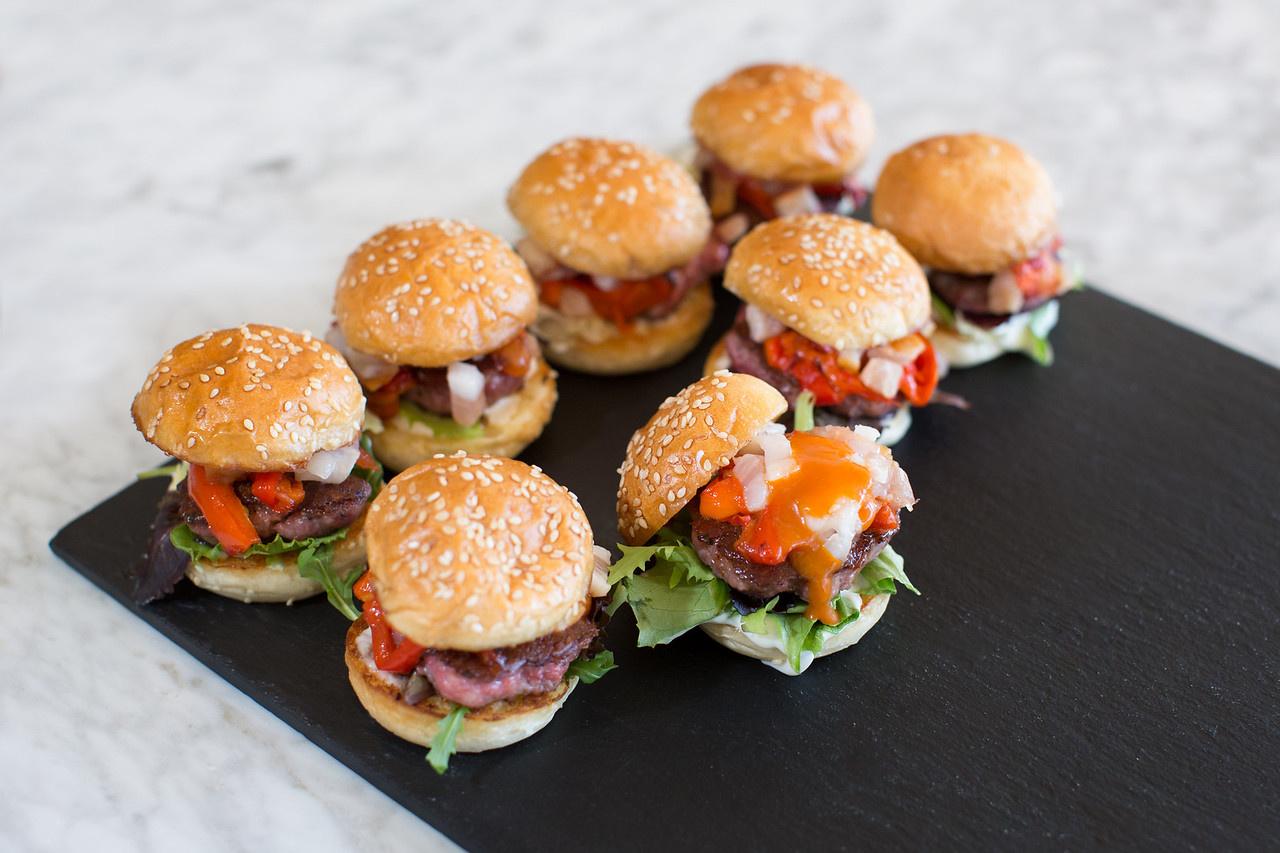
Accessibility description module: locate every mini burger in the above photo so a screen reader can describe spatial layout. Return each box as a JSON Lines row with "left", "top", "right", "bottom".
{"left": 507, "top": 137, "right": 727, "bottom": 375}
{"left": 690, "top": 63, "right": 875, "bottom": 236}
{"left": 872, "top": 133, "right": 1080, "bottom": 368}
{"left": 610, "top": 373, "right": 918, "bottom": 676}
{"left": 346, "top": 454, "right": 614, "bottom": 773}
{"left": 132, "top": 324, "right": 382, "bottom": 607}
{"left": 328, "top": 219, "right": 556, "bottom": 470}
{"left": 706, "top": 214, "right": 943, "bottom": 446}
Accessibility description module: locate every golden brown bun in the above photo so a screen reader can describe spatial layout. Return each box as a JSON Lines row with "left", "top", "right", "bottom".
{"left": 724, "top": 214, "right": 930, "bottom": 351}
{"left": 700, "top": 593, "right": 888, "bottom": 671}
{"left": 533, "top": 280, "right": 714, "bottom": 375}
{"left": 507, "top": 138, "right": 712, "bottom": 279}
{"left": 370, "top": 357, "right": 557, "bottom": 469}
{"left": 616, "top": 373, "right": 786, "bottom": 545}
{"left": 872, "top": 133, "right": 1058, "bottom": 274}
{"left": 334, "top": 219, "right": 538, "bottom": 366}
{"left": 703, "top": 336, "right": 730, "bottom": 374}
{"left": 691, "top": 63, "right": 874, "bottom": 184}
{"left": 345, "top": 620, "right": 575, "bottom": 751}
{"left": 366, "top": 454, "right": 593, "bottom": 650}
{"left": 186, "top": 511, "right": 368, "bottom": 603}
{"left": 133, "top": 324, "right": 365, "bottom": 472}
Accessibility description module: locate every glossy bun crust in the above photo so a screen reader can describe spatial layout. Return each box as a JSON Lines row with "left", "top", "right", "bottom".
{"left": 334, "top": 219, "right": 538, "bottom": 366}
{"left": 365, "top": 454, "right": 594, "bottom": 650}
{"left": 691, "top": 63, "right": 874, "bottom": 184}
{"left": 616, "top": 373, "right": 787, "bottom": 546}
{"left": 724, "top": 214, "right": 930, "bottom": 351}
{"left": 872, "top": 133, "right": 1058, "bottom": 274}
{"left": 507, "top": 137, "right": 712, "bottom": 279}
{"left": 132, "top": 324, "right": 364, "bottom": 472}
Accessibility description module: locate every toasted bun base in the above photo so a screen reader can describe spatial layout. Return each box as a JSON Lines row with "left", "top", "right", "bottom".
{"left": 370, "top": 359, "right": 557, "bottom": 470}
{"left": 535, "top": 280, "right": 714, "bottom": 376}
{"left": 186, "top": 512, "right": 368, "bottom": 604}
{"left": 344, "top": 620, "right": 575, "bottom": 752}
{"left": 699, "top": 593, "right": 889, "bottom": 674}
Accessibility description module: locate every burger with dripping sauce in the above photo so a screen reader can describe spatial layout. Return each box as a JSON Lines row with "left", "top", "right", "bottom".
{"left": 706, "top": 214, "right": 945, "bottom": 446}
{"left": 132, "top": 324, "right": 383, "bottom": 607}
{"left": 609, "top": 373, "right": 918, "bottom": 676}
{"left": 346, "top": 454, "right": 614, "bottom": 773}
{"left": 872, "top": 133, "right": 1080, "bottom": 368}
{"left": 690, "top": 63, "right": 875, "bottom": 242}
{"left": 507, "top": 137, "right": 727, "bottom": 375}
{"left": 328, "top": 219, "right": 556, "bottom": 470}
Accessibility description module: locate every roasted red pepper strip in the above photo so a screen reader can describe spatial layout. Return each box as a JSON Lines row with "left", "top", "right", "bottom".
{"left": 763, "top": 330, "right": 896, "bottom": 407}
{"left": 540, "top": 275, "right": 674, "bottom": 329}
{"left": 187, "top": 465, "right": 260, "bottom": 555}
{"left": 366, "top": 369, "right": 416, "bottom": 420}
{"left": 250, "top": 471, "right": 305, "bottom": 514}
{"left": 898, "top": 338, "right": 939, "bottom": 407}
{"left": 353, "top": 571, "right": 425, "bottom": 674}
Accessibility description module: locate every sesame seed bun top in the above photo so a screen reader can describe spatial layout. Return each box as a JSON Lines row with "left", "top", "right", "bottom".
{"left": 871, "top": 133, "right": 1058, "bottom": 274}
{"left": 131, "top": 324, "right": 365, "bottom": 472}
{"left": 616, "top": 373, "right": 786, "bottom": 546}
{"left": 691, "top": 63, "right": 875, "bottom": 184}
{"left": 507, "top": 137, "right": 712, "bottom": 279}
{"left": 334, "top": 219, "right": 538, "bottom": 367}
{"left": 724, "top": 214, "right": 931, "bottom": 351}
{"left": 366, "top": 454, "right": 595, "bottom": 651}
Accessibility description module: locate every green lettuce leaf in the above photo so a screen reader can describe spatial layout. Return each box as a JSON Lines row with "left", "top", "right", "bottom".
{"left": 567, "top": 650, "right": 617, "bottom": 684}
{"left": 137, "top": 461, "right": 189, "bottom": 491}
{"left": 427, "top": 704, "right": 467, "bottom": 775}
{"left": 943, "top": 300, "right": 1060, "bottom": 367}
{"left": 169, "top": 523, "right": 349, "bottom": 562}
{"left": 297, "top": 540, "right": 363, "bottom": 620}
{"left": 793, "top": 391, "right": 816, "bottom": 432}
{"left": 352, "top": 432, "right": 384, "bottom": 498}
{"left": 399, "top": 400, "right": 486, "bottom": 438}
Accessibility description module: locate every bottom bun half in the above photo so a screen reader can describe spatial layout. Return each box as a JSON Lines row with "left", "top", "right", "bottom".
{"left": 699, "top": 593, "right": 890, "bottom": 675}
{"left": 534, "top": 280, "right": 714, "bottom": 375}
{"left": 186, "top": 512, "right": 368, "bottom": 604}
{"left": 344, "top": 619, "right": 576, "bottom": 752}
{"left": 371, "top": 359, "right": 557, "bottom": 470}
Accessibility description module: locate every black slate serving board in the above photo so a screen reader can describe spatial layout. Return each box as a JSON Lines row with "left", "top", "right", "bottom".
{"left": 51, "top": 288, "right": 1280, "bottom": 851}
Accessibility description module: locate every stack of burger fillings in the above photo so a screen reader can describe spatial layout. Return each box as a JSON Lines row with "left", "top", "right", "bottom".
{"left": 872, "top": 133, "right": 1079, "bottom": 368}
{"left": 708, "top": 214, "right": 945, "bottom": 446}
{"left": 329, "top": 219, "right": 557, "bottom": 471}
{"left": 610, "top": 374, "right": 918, "bottom": 675}
{"left": 346, "top": 454, "right": 614, "bottom": 772}
{"left": 690, "top": 63, "right": 875, "bottom": 236}
{"left": 507, "top": 137, "right": 727, "bottom": 376}
{"left": 131, "top": 324, "right": 382, "bottom": 609}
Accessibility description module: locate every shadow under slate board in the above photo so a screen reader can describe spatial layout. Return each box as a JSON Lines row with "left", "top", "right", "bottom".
{"left": 51, "top": 288, "right": 1280, "bottom": 851}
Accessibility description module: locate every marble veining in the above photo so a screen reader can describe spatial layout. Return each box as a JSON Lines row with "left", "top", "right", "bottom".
{"left": 2, "top": 0, "right": 1277, "bottom": 850}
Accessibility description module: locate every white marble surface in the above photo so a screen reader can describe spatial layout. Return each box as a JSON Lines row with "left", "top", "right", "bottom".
{"left": 3, "top": 1, "right": 1277, "bottom": 849}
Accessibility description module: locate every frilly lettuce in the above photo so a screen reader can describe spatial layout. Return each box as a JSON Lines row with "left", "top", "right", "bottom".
{"left": 398, "top": 400, "right": 486, "bottom": 438}
{"left": 608, "top": 525, "right": 916, "bottom": 673}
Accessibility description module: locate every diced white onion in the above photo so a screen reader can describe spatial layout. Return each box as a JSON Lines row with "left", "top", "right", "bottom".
{"left": 592, "top": 275, "right": 619, "bottom": 292}
{"left": 806, "top": 498, "right": 860, "bottom": 562}
{"left": 740, "top": 421, "right": 784, "bottom": 456}
{"left": 558, "top": 287, "right": 595, "bottom": 318}
{"left": 516, "top": 238, "right": 560, "bottom": 278}
{"left": 989, "top": 269, "right": 1026, "bottom": 314}
{"left": 731, "top": 453, "right": 769, "bottom": 512}
{"left": 868, "top": 335, "right": 926, "bottom": 365}
{"left": 590, "top": 545, "right": 612, "bottom": 598}
{"left": 446, "top": 362, "right": 487, "bottom": 427}
{"left": 758, "top": 430, "right": 796, "bottom": 481}
{"left": 745, "top": 304, "right": 786, "bottom": 342}
{"left": 836, "top": 346, "right": 864, "bottom": 373}
{"left": 860, "top": 358, "right": 904, "bottom": 399}
{"left": 325, "top": 325, "right": 400, "bottom": 390}
{"left": 296, "top": 444, "right": 360, "bottom": 484}
{"left": 773, "top": 186, "right": 821, "bottom": 217}
{"left": 714, "top": 213, "right": 750, "bottom": 244}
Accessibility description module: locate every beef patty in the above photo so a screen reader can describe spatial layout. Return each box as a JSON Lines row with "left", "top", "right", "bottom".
{"left": 179, "top": 475, "right": 372, "bottom": 544}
